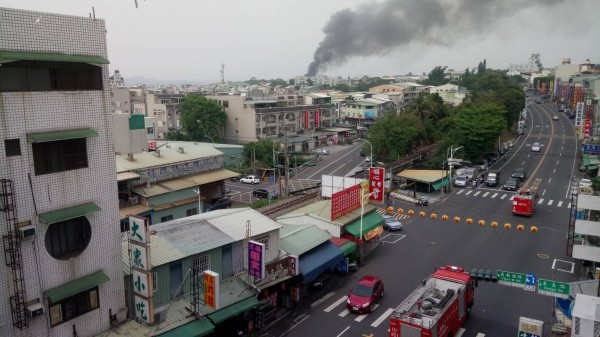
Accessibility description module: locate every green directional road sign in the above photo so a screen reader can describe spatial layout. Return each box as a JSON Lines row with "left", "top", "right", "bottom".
{"left": 537, "top": 279, "right": 570, "bottom": 299}
{"left": 496, "top": 270, "right": 527, "bottom": 288}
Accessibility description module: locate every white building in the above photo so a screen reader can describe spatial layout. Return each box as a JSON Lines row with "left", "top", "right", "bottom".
{"left": 0, "top": 7, "right": 125, "bottom": 337}
{"left": 508, "top": 53, "right": 542, "bottom": 75}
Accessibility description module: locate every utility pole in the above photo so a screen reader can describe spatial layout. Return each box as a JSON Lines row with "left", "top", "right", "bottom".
{"left": 283, "top": 128, "right": 290, "bottom": 197}
{"left": 447, "top": 145, "right": 463, "bottom": 192}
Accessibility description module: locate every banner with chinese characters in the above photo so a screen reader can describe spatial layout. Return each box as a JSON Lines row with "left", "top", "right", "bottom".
{"left": 203, "top": 270, "right": 220, "bottom": 309}
{"left": 288, "top": 255, "right": 299, "bottom": 276}
{"left": 130, "top": 242, "right": 151, "bottom": 271}
{"left": 134, "top": 295, "right": 154, "bottom": 324}
{"left": 304, "top": 111, "right": 309, "bottom": 129}
{"left": 132, "top": 269, "right": 152, "bottom": 297}
{"left": 331, "top": 184, "right": 361, "bottom": 221}
{"left": 364, "top": 225, "right": 383, "bottom": 241}
{"left": 129, "top": 215, "right": 150, "bottom": 244}
{"left": 248, "top": 241, "right": 266, "bottom": 279}
{"left": 575, "top": 102, "right": 584, "bottom": 127}
{"left": 369, "top": 167, "right": 385, "bottom": 202}
{"left": 314, "top": 110, "right": 320, "bottom": 128}
{"left": 584, "top": 119, "right": 591, "bottom": 138}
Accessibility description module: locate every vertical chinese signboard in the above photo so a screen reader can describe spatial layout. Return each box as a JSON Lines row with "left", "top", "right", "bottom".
{"left": 288, "top": 255, "right": 299, "bottom": 276}
{"left": 128, "top": 215, "right": 154, "bottom": 324}
{"left": 575, "top": 102, "right": 584, "bottom": 128}
{"left": 248, "top": 240, "right": 265, "bottom": 279}
{"left": 331, "top": 184, "right": 361, "bottom": 221}
{"left": 203, "top": 271, "right": 220, "bottom": 309}
{"left": 369, "top": 167, "right": 385, "bottom": 202}
{"left": 584, "top": 119, "right": 591, "bottom": 138}
{"left": 314, "top": 110, "right": 320, "bottom": 128}
{"left": 304, "top": 111, "right": 309, "bottom": 129}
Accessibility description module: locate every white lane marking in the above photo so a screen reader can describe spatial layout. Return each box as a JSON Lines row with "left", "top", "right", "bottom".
{"left": 324, "top": 296, "right": 347, "bottom": 312}
{"left": 522, "top": 161, "right": 526, "bottom": 166}
{"left": 354, "top": 313, "right": 368, "bottom": 322}
{"left": 474, "top": 191, "right": 481, "bottom": 196}
{"left": 500, "top": 194, "right": 507, "bottom": 200}
{"left": 457, "top": 190, "right": 464, "bottom": 194}
{"left": 567, "top": 202, "right": 571, "bottom": 208}
{"left": 547, "top": 200, "right": 553, "bottom": 206}
{"left": 557, "top": 201, "right": 563, "bottom": 207}
{"left": 542, "top": 189, "right": 546, "bottom": 196}
{"left": 455, "top": 328, "right": 466, "bottom": 337}
{"left": 371, "top": 308, "right": 395, "bottom": 327}
{"left": 312, "top": 292, "right": 335, "bottom": 308}
{"left": 483, "top": 192, "right": 489, "bottom": 197}
{"left": 538, "top": 198, "right": 544, "bottom": 205}
{"left": 475, "top": 333, "right": 486, "bottom": 337}
{"left": 465, "top": 190, "right": 473, "bottom": 195}
{"left": 509, "top": 195, "right": 515, "bottom": 200}
{"left": 336, "top": 326, "right": 350, "bottom": 337}
{"left": 338, "top": 309, "right": 350, "bottom": 317}
{"left": 548, "top": 178, "right": 552, "bottom": 183}
{"left": 491, "top": 193, "right": 498, "bottom": 198}
{"left": 281, "top": 314, "right": 311, "bottom": 335}
{"left": 553, "top": 169, "right": 556, "bottom": 173}
{"left": 557, "top": 160, "right": 560, "bottom": 165}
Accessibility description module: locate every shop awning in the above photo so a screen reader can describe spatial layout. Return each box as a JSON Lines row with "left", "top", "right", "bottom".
{"left": 116, "top": 172, "right": 141, "bottom": 182}
{"left": 299, "top": 241, "right": 344, "bottom": 283}
{"left": 431, "top": 176, "right": 451, "bottom": 191}
{"left": 0, "top": 51, "right": 109, "bottom": 64}
{"left": 27, "top": 129, "right": 98, "bottom": 143}
{"left": 207, "top": 296, "right": 260, "bottom": 325}
{"left": 39, "top": 202, "right": 101, "bottom": 224}
{"left": 44, "top": 270, "right": 109, "bottom": 304}
{"left": 344, "top": 211, "right": 385, "bottom": 240}
{"left": 330, "top": 237, "right": 357, "bottom": 257}
{"left": 158, "top": 317, "right": 215, "bottom": 337}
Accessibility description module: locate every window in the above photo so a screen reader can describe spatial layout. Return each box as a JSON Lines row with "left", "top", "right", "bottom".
{"left": 44, "top": 216, "right": 92, "bottom": 260}
{"left": 256, "top": 236, "right": 269, "bottom": 251}
{"left": 0, "top": 61, "right": 102, "bottom": 91}
{"left": 48, "top": 287, "right": 99, "bottom": 327}
{"left": 152, "top": 273, "right": 158, "bottom": 293}
{"left": 5, "top": 139, "right": 21, "bottom": 156}
{"left": 192, "top": 255, "right": 211, "bottom": 273}
{"left": 33, "top": 138, "right": 88, "bottom": 175}
{"left": 223, "top": 100, "right": 229, "bottom": 108}
{"left": 160, "top": 215, "right": 173, "bottom": 223}
{"left": 186, "top": 208, "right": 198, "bottom": 216}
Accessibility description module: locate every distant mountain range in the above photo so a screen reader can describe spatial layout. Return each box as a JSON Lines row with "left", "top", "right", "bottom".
{"left": 125, "top": 76, "right": 219, "bottom": 86}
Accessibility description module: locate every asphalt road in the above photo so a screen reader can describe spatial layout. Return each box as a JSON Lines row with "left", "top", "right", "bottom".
{"left": 262, "top": 99, "right": 582, "bottom": 337}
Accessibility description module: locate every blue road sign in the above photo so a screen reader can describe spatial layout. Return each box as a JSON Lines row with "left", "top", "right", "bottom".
{"left": 526, "top": 274, "right": 536, "bottom": 286}
{"left": 387, "top": 200, "right": 393, "bottom": 206}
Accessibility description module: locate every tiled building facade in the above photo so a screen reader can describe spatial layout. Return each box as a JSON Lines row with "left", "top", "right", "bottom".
{"left": 0, "top": 8, "right": 125, "bottom": 337}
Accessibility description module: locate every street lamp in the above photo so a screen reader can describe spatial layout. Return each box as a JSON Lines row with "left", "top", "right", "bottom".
{"left": 359, "top": 189, "right": 376, "bottom": 265}
{"left": 447, "top": 145, "right": 463, "bottom": 192}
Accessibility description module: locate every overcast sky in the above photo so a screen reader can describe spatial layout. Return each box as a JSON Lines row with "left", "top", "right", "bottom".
{"left": 2, "top": 0, "right": 599, "bottom": 84}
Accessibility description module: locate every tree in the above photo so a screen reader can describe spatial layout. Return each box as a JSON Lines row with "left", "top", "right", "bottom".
{"left": 367, "top": 114, "right": 426, "bottom": 162}
{"left": 423, "top": 66, "right": 448, "bottom": 86}
{"left": 270, "top": 78, "right": 287, "bottom": 87}
{"left": 178, "top": 93, "right": 227, "bottom": 142}
{"left": 449, "top": 103, "right": 506, "bottom": 159}
{"left": 242, "top": 139, "right": 280, "bottom": 167}
{"left": 334, "top": 83, "right": 351, "bottom": 92}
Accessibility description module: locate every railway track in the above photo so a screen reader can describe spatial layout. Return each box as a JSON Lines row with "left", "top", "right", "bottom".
{"left": 259, "top": 190, "right": 321, "bottom": 219}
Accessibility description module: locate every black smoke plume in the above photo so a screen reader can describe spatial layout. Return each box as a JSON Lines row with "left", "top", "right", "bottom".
{"left": 306, "top": 0, "right": 564, "bottom": 76}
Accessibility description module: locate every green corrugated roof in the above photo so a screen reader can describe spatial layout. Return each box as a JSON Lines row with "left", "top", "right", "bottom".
{"left": 339, "top": 241, "right": 357, "bottom": 256}
{"left": 39, "top": 202, "right": 101, "bottom": 224}
{"left": 0, "top": 51, "right": 109, "bottom": 64}
{"left": 344, "top": 211, "right": 384, "bottom": 239}
{"left": 207, "top": 297, "right": 260, "bottom": 325}
{"left": 158, "top": 317, "right": 214, "bottom": 337}
{"left": 280, "top": 225, "right": 332, "bottom": 256}
{"left": 44, "top": 270, "right": 109, "bottom": 303}
{"left": 27, "top": 129, "right": 98, "bottom": 143}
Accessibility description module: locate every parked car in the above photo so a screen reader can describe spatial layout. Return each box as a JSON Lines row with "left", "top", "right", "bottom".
{"left": 552, "top": 115, "right": 559, "bottom": 121}
{"left": 359, "top": 148, "right": 366, "bottom": 156}
{"left": 252, "top": 188, "right": 278, "bottom": 199}
{"left": 346, "top": 275, "right": 384, "bottom": 313}
{"left": 382, "top": 215, "right": 403, "bottom": 231}
{"left": 313, "top": 148, "right": 329, "bottom": 155}
{"left": 475, "top": 159, "right": 489, "bottom": 171}
{"left": 579, "top": 178, "right": 592, "bottom": 188}
{"left": 365, "top": 156, "right": 371, "bottom": 162}
{"left": 206, "top": 197, "right": 231, "bottom": 211}
{"left": 511, "top": 168, "right": 528, "bottom": 181}
{"left": 484, "top": 152, "right": 500, "bottom": 164}
{"left": 240, "top": 175, "right": 260, "bottom": 184}
{"left": 531, "top": 142, "right": 541, "bottom": 152}
{"left": 463, "top": 167, "right": 480, "bottom": 182}
{"left": 454, "top": 175, "right": 469, "bottom": 187}
{"left": 485, "top": 170, "right": 500, "bottom": 187}
{"left": 503, "top": 177, "right": 520, "bottom": 191}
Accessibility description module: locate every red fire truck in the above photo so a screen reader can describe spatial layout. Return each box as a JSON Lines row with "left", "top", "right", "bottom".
{"left": 512, "top": 188, "right": 538, "bottom": 216}
{"left": 389, "top": 266, "right": 475, "bottom": 337}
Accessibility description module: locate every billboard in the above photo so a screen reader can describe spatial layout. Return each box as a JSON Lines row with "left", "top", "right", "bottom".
{"left": 331, "top": 184, "right": 361, "bottom": 221}
{"left": 314, "top": 110, "right": 320, "bottom": 128}
{"left": 369, "top": 167, "right": 385, "bottom": 202}
{"left": 248, "top": 241, "right": 266, "bottom": 279}
{"left": 203, "top": 271, "right": 220, "bottom": 309}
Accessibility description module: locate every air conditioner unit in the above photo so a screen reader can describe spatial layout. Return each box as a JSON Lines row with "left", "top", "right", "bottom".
{"left": 26, "top": 302, "right": 44, "bottom": 318}
{"left": 128, "top": 196, "right": 139, "bottom": 205}
{"left": 153, "top": 307, "right": 167, "bottom": 324}
{"left": 18, "top": 225, "right": 36, "bottom": 239}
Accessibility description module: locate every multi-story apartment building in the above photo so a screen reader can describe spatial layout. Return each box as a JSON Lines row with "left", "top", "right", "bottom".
{"left": 146, "top": 93, "right": 186, "bottom": 139}
{"left": 0, "top": 7, "right": 125, "bottom": 337}
{"left": 206, "top": 94, "right": 337, "bottom": 150}
{"left": 508, "top": 53, "right": 542, "bottom": 76}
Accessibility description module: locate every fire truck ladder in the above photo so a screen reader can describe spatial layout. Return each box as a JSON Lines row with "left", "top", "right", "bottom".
{"left": 1, "top": 179, "right": 28, "bottom": 329}
{"left": 396, "top": 284, "right": 429, "bottom": 313}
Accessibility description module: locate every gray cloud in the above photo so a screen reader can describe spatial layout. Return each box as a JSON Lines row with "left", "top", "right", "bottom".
{"left": 307, "top": 0, "right": 567, "bottom": 76}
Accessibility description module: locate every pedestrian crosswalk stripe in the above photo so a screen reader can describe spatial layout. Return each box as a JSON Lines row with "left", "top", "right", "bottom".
{"left": 509, "top": 195, "right": 514, "bottom": 200}
{"left": 324, "top": 296, "right": 347, "bottom": 313}
{"left": 457, "top": 190, "right": 464, "bottom": 194}
{"left": 354, "top": 313, "right": 368, "bottom": 322}
{"left": 547, "top": 200, "right": 553, "bottom": 206}
{"left": 491, "top": 193, "right": 498, "bottom": 198}
{"left": 538, "top": 198, "right": 544, "bottom": 205}
{"left": 474, "top": 191, "right": 481, "bottom": 196}
{"left": 371, "top": 308, "right": 394, "bottom": 327}
{"left": 500, "top": 194, "right": 507, "bottom": 199}
{"left": 557, "top": 201, "right": 563, "bottom": 207}
{"left": 338, "top": 309, "right": 350, "bottom": 317}
{"left": 465, "top": 190, "right": 473, "bottom": 195}
{"left": 483, "top": 192, "right": 489, "bottom": 197}
{"left": 455, "top": 328, "right": 466, "bottom": 337}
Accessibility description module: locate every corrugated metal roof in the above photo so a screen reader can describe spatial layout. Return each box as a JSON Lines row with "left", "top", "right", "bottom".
{"left": 277, "top": 213, "right": 345, "bottom": 229}
{"left": 280, "top": 225, "right": 332, "bottom": 256}
{"left": 202, "top": 208, "right": 282, "bottom": 240}
{"left": 397, "top": 169, "right": 449, "bottom": 183}
{"left": 577, "top": 194, "right": 600, "bottom": 211}
{"left": 116, "top": 171, "right": 141, "bottom": 182}
{"left": 116, "top": 143, "right": 223, "bottom": 172}
{"left": 149, "top": 217, "right": 235, "bottom": 267}
{"left": 132, "top": 169, "right": 239, "bottom": 197}
{"left": 282, "top": 200, "right": 375, "bottom": 224}
{"left": 319, "top": 127, "right": 353, "bottom": 133}
{"left": 119, "top": 204, "right": 152, "bottom": 220}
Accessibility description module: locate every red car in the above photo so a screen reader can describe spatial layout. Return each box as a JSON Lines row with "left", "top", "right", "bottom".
{"left": 346, "top": 275, "right": 384, "bottom": 313}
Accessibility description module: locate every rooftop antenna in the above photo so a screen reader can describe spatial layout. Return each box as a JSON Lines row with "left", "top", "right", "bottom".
{"left": 220, "top": 64, "right": 225, "bottom": 84}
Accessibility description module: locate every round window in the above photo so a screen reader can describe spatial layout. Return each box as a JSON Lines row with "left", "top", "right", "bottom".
{"left": 45, "top": 216, "right": 92, "bottom": 260}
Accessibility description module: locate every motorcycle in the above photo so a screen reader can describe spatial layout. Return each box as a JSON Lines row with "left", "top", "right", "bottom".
{"left": 415, "top": 195, "right": 429, "bottom": 206}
